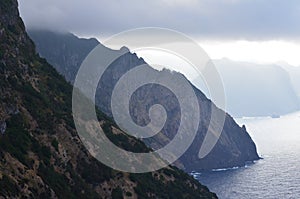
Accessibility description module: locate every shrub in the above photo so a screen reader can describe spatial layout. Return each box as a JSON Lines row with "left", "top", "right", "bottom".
{"left": 111, "top": 187, "right": 123, "bottom": 199}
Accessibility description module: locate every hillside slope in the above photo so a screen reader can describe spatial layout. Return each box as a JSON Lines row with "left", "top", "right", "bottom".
{"left": 0, "top": 0, "right": 217, "bottom": 198}
{"left": 29, "top": 31, "right": 259, "bottom": 171}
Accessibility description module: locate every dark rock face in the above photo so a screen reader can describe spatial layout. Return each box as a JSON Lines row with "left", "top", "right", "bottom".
{"left": 0, "top": 0, "right": 218, "bottom": 198}
{"left": 29, "top": 31, "right": 260, "bottom": 171}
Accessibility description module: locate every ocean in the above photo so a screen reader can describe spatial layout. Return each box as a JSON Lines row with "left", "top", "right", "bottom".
{"left": 192, "top": 111, "right": 300, "bottom": 199}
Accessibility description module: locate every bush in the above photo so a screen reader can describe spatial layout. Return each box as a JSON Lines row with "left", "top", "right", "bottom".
{"left": 111, "top": 187, "right": 123, "bottom": 199}
{"left": 51, "top": 139, "right": 59, "bottom": 151}
{"left": 0, "top": 114, "right": 33, "bottom": 167}
{"left": 125, "top": 191, "right": 132, "bottom": 197}
{"left": 0, "top": 175, "right": 19, "bottom": 196}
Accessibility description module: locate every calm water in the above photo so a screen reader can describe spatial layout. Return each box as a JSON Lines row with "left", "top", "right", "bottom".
{"left": 193, "top": 111, "right": 300, "bottom": 199}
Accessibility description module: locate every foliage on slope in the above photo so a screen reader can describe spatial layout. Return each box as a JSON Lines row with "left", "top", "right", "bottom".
{"left": 0, "top": 0, "right": 217, "bottom": 198}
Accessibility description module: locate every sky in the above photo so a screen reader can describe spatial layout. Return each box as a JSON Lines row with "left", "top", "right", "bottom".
{"left": 18, "top": 0, "right": 300, "bottom": 66}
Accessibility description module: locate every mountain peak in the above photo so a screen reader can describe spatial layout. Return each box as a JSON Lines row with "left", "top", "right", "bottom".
{"left": 120, "top": 46, "right": 130, "bottom": 53}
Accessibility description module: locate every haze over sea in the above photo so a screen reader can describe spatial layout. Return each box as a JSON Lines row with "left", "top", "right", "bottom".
{"left": 193, "top": 111, "right": 300, "bottom": 199}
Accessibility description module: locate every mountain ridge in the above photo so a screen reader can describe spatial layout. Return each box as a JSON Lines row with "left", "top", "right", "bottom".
{"left": 28, "top": 30, "right": 260, "bottom": 172}
{"left": 0, "top": 0, "right": 217, "bottom": 198}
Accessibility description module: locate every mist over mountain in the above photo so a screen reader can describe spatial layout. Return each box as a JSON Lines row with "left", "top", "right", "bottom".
{"left": 28, "top": 30, "right": 100, "bottom": 84}
{"left": 213, "top": 59, "right": 300, "bottom": 117}
{"left": 28, "top": 30, "right": 259, "bottom": 172}
{"left": 281, "top": 64, "right": 300, "bottom": 100}
{"left": 28, "top": 31, "right": 300, "bottom": 119}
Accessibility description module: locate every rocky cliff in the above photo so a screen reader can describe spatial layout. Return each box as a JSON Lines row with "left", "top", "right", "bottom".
{"left": 28, "top": 30, "right": 100, "bottom": 84}
{"left": 29, "top": 31, "right": 260, "bottom": 172}
{"left": 0, "top": 0, "right": 217, "bottom": 198}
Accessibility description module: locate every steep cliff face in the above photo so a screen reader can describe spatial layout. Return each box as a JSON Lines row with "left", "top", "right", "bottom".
{"left": 28, "top": 30, "right": 100, "bottom": 84}
{"left": 0, "top": 0, "right": 218, "bottom": 198}
{"left": 95, "top": 52, "right": 260, "bottom": 171}
{"left": 29, "top": 31, "right": 260, "bottom": 172}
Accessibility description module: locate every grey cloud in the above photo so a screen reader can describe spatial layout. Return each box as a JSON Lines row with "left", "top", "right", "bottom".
{"left": 18, "top": 0, "right": 300, "bottom": 40}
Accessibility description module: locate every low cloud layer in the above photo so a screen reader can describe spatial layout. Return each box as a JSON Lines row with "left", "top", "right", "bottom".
{"left": 19, "top": 0, "right": 300, "bottom": 40}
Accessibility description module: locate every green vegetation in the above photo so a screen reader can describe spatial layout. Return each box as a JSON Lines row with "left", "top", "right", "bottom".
{"left": 0, "top": 114, "right": 33, "bottom": 167}
{"left": 126, "top": 191, "right": 133, "bottom": 197}
{"left": 38, "top": 164, "right": 74, "bottom": 198}
{"left": 0, "top": 1, "right": 217, "bottom": 198}
{"left": 128, "top": 167, "right": 212, "bottom": 199}
{"left": 51, "top": 138, "right": 59, "bottom": 151}
{"left": 77, "top": 159, "right": 113, "bottom": 184}
{"left": 0, "top": 0, "right": 13, "bottom": 10}
{"left": 102, "top": 122, "right": 151, "bottom": 153}
{"left": 111, "top": 187, "right": 123, "bottom": 199}
{"left": 0, "top": 175, "right": 19, "bottom": 197}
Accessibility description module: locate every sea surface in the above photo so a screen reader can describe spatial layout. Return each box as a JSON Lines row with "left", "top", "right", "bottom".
{"left": 192, "top": 111, "right": 300, "bottom": 199}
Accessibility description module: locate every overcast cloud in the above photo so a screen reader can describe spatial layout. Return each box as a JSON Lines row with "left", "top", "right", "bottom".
{"left": 18, "top": 0, "right": 300, "bottom": 40}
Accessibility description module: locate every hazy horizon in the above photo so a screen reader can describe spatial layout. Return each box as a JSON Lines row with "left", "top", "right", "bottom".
{"left": 19, "top": 0, "right": 300, "bottom": 66}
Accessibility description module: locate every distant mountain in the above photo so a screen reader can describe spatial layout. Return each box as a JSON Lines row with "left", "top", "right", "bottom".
{"left": 212, "top": 59, "right": 300, "bottom": 117}
{"left": 0, "top": 0, "right": 218, "bottom": 198}
{"left": 29, "top": 30, "right": 259, "bottom": 172}
{"left": 281, "top": 63, "right": 300, "bottom": 100}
